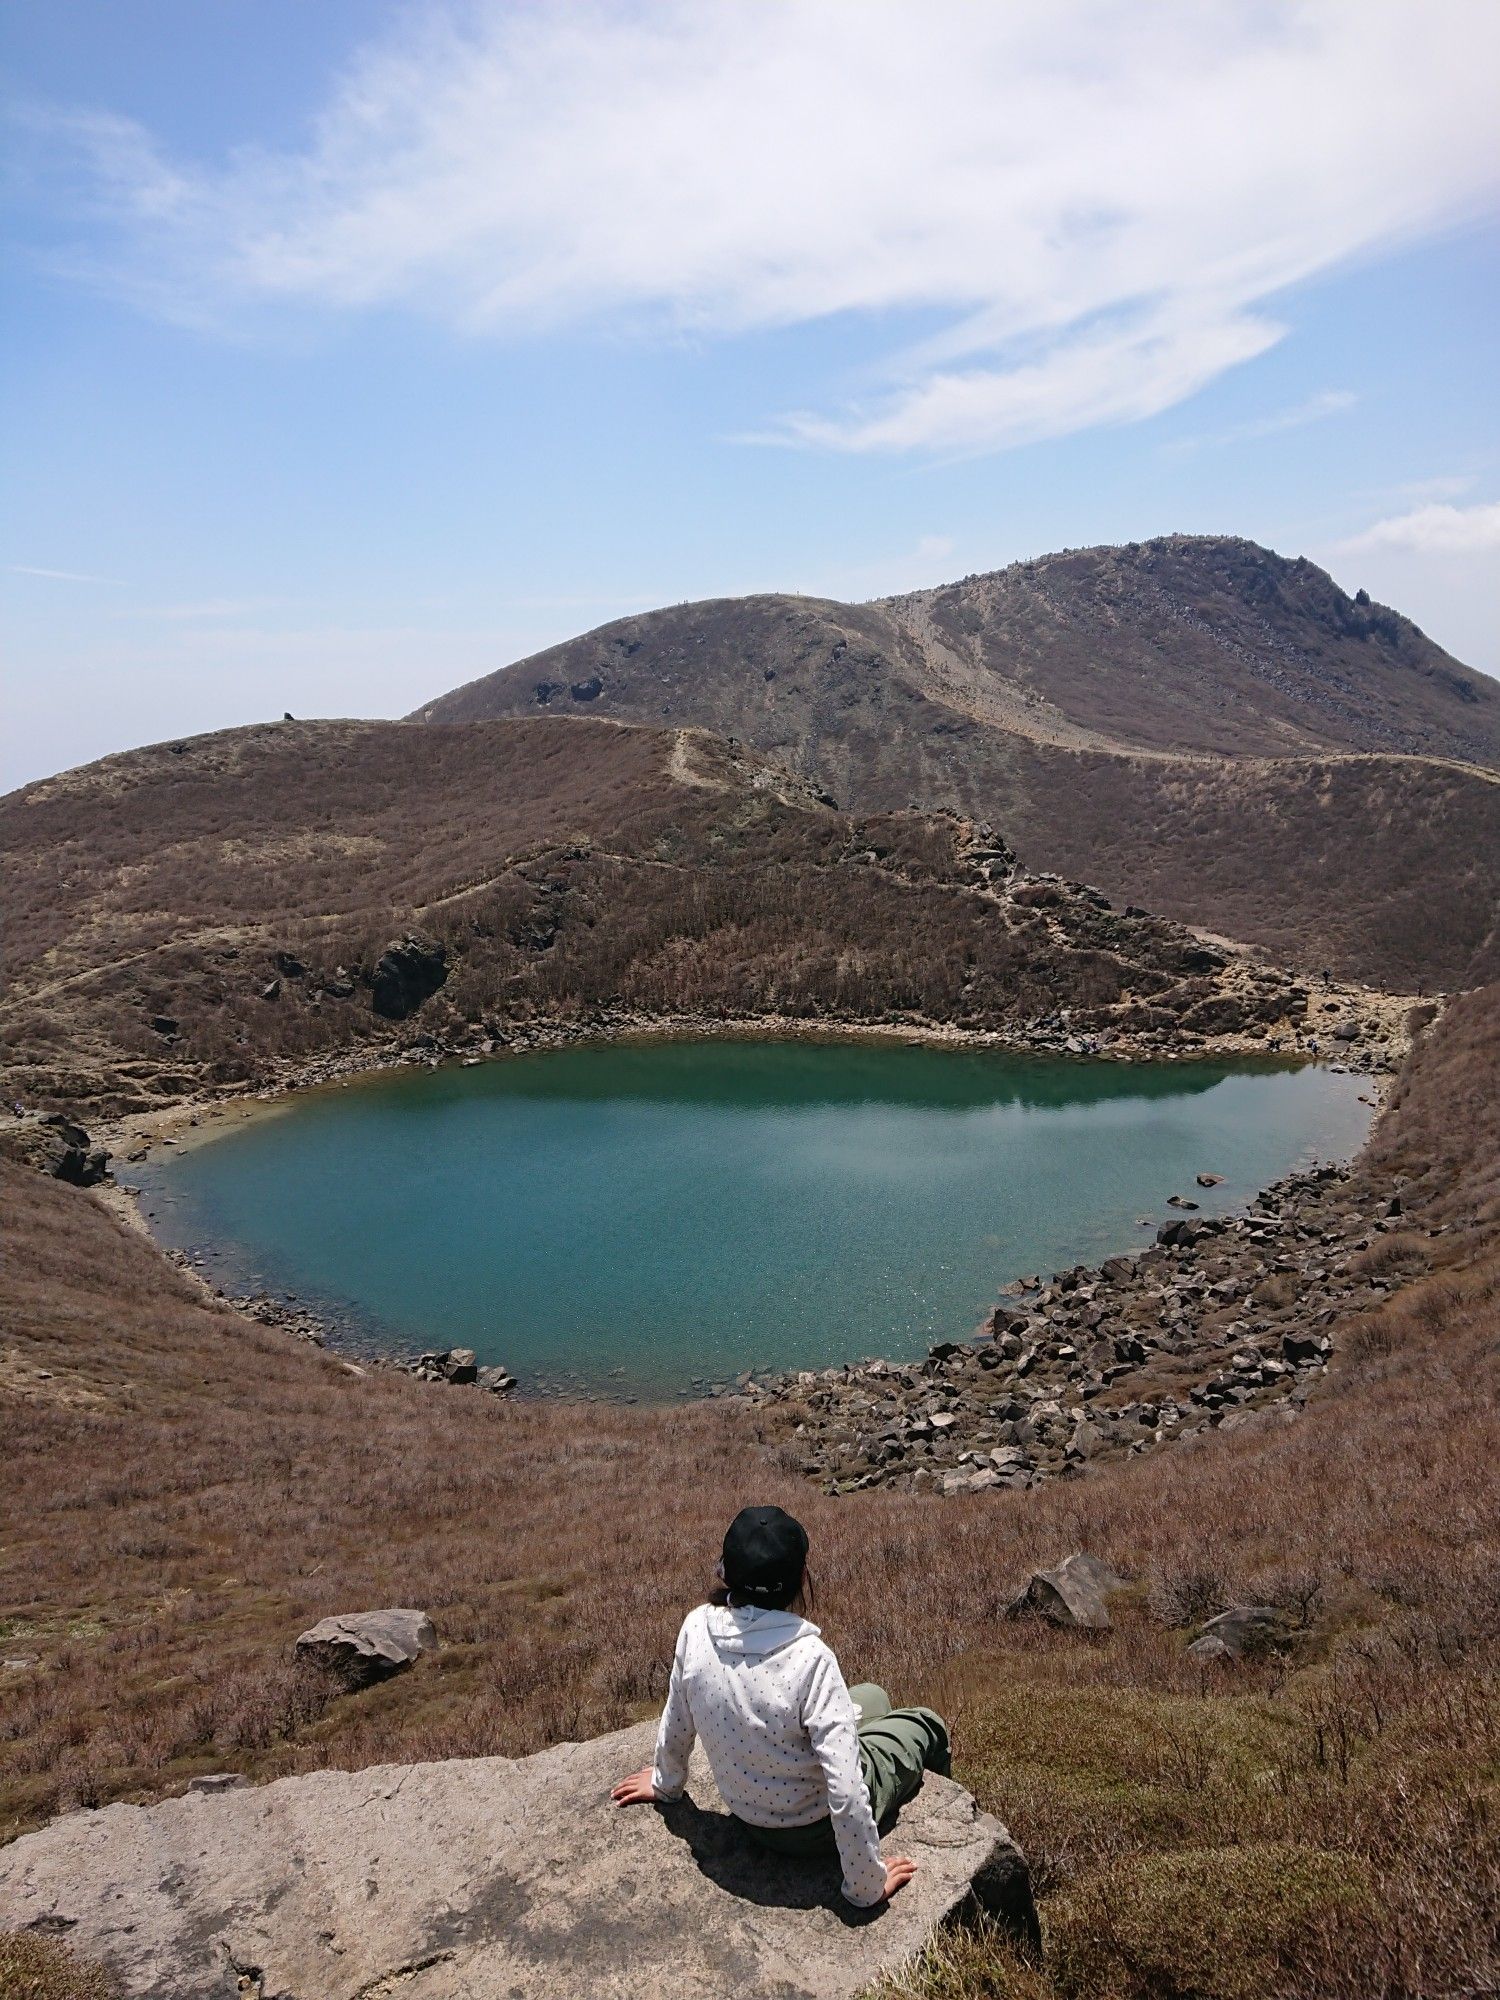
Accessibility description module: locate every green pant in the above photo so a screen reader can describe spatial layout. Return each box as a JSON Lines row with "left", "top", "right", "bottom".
{"left": 740, "top": 1684, "right": 951, "bottom": 1856}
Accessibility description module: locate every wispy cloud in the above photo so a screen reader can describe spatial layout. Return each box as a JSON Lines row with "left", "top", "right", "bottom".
{"left": 793, "top": 532, "right": 960, "bottom": 601}
{"left": 1340, "top": 501, "right": 1500, "bottom": 556}
{"left": 7, "top": 564, "right": 118, "bottom": 584}
{"left": 16, "top": 1, "right": 1500, "bottom": 455}
{"left": 1164, "top": 390, "right": 1357, "bottom": 458}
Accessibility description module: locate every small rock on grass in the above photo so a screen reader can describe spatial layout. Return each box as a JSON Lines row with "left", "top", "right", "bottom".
{"left": 1188, "top": 1604, "right": 1290, "bottom": 1661}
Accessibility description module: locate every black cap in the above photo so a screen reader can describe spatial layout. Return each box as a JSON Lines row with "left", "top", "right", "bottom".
{"left": 722, "top": 1506, "right": 809, "bottom": 1604}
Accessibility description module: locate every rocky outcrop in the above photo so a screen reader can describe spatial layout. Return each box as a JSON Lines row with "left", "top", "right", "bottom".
{"left": 294, "top": 1608, "right": 437, "bottom": 1690}
{"left": 371, "top": 933, "right": 449, "bottom": 1020}
{"left": 0, "top": 1113, "right": 109, "bottom": 1187}
{"left": 750, "top": 1162, "right": 1408, "bottom": 1494}
{"left": 403, "top": 1347, "right": 518, "bottom": 1394}
{"left": 0, "top": 1721, "right": 1035, "bottom": 2000}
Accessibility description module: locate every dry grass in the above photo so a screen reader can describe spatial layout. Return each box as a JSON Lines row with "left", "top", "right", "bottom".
{"left": 3, "top": 992, "right": 1499, "bottom": 1997}
{"left": 415, "top": 539, "right": 1500, "bottom": 988}
{"left": 0, "top": 716, "right": 1277, "bottom": 1120}
{"left": 0, "top": 1931, "right": 115, "bottom": 2000}
{"left": 1003, "top": 746, "right": 1500, "bottom": 991}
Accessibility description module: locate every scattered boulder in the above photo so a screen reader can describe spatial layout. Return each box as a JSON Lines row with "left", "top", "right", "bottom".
{"left": 1157, "top": 1217, "right": 1201, "bottom": 1247}
{"left": 404, "top": 1348, "right": 512, "bottom": 1391}
{"left": 1189, "top": 1605, "right": 1290, "bottom": 1661}
{"left": 1008, "top": 1551, "right": 1127, "bottom": 1631}
{"left": 0, "top": 1720, "right": 1037, "bottom": 2000}
{"left": 1185, "top": 1632, "right": 1234, "bottom": 1664}
{"left": 1282, "top": 1330, "right": 1331, "bottom": 1367}
{"left": 148, "top": 1014, "right": 179, "bottom": 1038}
{"left": 372, "top": 933, "right": 450, "bottom": 1019}
{"left": 294, "top": 1608, "right": 437, "bottom": 1691}
{"left": 1196, "top": 1172, "right": 1225, "bottom": 1188}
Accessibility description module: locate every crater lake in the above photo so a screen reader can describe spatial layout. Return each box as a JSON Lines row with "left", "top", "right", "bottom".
{"left": 135, "top": 1040, "right": 1374, "bottom": 1397}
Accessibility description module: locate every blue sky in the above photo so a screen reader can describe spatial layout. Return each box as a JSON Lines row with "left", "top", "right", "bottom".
{"left": 3, "top": 1, "right": 1498, "bottom": 790}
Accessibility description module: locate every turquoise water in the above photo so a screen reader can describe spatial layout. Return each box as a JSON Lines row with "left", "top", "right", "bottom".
{"left": 137, "top": 1040, "right": 1372, "bottom": 1397}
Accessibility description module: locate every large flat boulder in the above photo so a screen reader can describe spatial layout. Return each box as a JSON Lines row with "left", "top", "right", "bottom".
{"left": 294, "top": 1607, "right": 437, "bottom": 1689}
{"left": 0, "top": 1719, "right": 1033, "bottom": 2000}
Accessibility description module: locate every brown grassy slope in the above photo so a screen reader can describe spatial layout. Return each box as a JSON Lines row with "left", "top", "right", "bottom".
{"left": 425, "top": 535, "right": 1500, "bottom": 767}
{"left": 1365, "top": 979, "right": 1500, "bottom": 1229}
{"left": 1003, "top": 747, "right": 1499, "bottom": 990}
{"left": 412, "top": 541, "right": 1500, "bottom": 988}
{"left": 1, "top": 716, "right": 1290, "bottom": 1119}
{"left": 887, "top": 535, "right": 1500, "bottom": 764}
{"left": 2, "top": 992, "right": 1497, "bottom": 1997}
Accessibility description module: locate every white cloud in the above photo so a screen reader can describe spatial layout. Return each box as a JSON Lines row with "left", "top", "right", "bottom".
{"left": 791, "top": 531, "right": 962, "bottom": 600}
{"left": 1340, "top": 501, "right": 1500, "bottom": 555}
{"left": 1164, "top": 390, "right": 1357, "bottom": 458}
{"left": 1317, "top": 498, "right": 1500, "bottom": 676}
{"left": 20, "top": 0, "right": 1500, "bottom": 454}
{"left": 7, "top": 564, "right": 118, "bottom": 584}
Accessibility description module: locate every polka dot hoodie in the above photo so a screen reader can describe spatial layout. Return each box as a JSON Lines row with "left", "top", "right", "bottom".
{"left": 650, "top": 1602, "right": 888, "bottom": 1907}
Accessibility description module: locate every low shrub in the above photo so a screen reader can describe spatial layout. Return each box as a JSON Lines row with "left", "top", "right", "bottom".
{"left": 1044, "top": 1843, "right": 1373, "bottom": 2000}
{"left": 0, "top": 1931, "right": 116, "bottom": 2000}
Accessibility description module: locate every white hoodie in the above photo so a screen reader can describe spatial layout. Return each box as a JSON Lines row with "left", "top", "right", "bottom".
{"left": 650, "top": 1602, "right": 888, "bottom": 1907}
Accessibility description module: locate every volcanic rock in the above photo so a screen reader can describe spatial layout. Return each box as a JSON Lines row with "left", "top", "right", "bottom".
{"left": 0, "top": 1114, "right": 110, "bottom": 1187}
{"left": 1008, "top": 1551, "right": 1126, "bottom": 1630}
{"left": 1189, "top": 1604, "right": 1291, "bottom": 1660}
{"left": 294, "top": 1607, "right": 437, "bottom": 1689}
{"left": 0, "top": 1721, "right": 1036, "bottom": 2000}
{"left": 372, "top": 933, "right": 450, "bottom": 1019}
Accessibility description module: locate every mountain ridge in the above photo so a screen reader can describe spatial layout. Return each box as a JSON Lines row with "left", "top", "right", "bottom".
{"left": 413, "top": 536, "right": 1500, "bottom": 987}
{"left": 4, "top": 715, "right": 1350, "bottom": 1120}
{"left": 420, "top": 534, "right": 1500, "bottom": 767}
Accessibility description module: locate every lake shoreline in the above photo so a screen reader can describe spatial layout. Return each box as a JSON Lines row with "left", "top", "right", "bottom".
{"left": 94, "top": 981, "right": 1412, "bottom": 1172}
{"left": 103, "top": 1017, "right": 1398, "bottom": 1408}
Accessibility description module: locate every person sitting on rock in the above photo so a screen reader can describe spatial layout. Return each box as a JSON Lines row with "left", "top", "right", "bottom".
{"left": 611, "top": 1504, "right": 950, "bottom": 1907}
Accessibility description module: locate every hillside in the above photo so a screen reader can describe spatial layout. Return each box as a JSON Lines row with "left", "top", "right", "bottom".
{"left": 415, "top": 536, "right": 1500, "bottom": 988}
{"left": 2, "top": 985, "right": 1496, "bottom": 1999}
{"left": 884, "top": 537, "right": 1500, "bottom": 763}
{"left": 0, "top": 715, "right": 1334, "bottom": 1121}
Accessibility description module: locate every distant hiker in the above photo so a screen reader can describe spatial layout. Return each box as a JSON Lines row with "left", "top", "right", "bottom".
{"left": 612, "top": 1505, "right": 950, "bottom": 1908}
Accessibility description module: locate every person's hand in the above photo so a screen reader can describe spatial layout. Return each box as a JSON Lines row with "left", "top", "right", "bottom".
{"left": 611, "top": 1766, "right": 659, "bottom": 1807}
{"left": 882, "top": 1857, "right": 918, "bottom": 1899}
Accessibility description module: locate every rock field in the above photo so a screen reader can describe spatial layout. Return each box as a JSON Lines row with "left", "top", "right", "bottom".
{"left": 745, "top": 1161, "right": 1414, "bottom": 1495}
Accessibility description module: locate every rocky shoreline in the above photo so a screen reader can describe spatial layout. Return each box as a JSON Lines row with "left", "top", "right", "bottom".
{"left": 741, "top": 1155, "right": 1419, "bottom": 1495}
{"left": 4, "top": 987, "right": 1416, "bottom": 1433}
{"left": 90, "top": 969, "right": 1413, "bottom": 1174}
{"left": 150, "top": 1267, "right": 522, "bottom": 1398}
